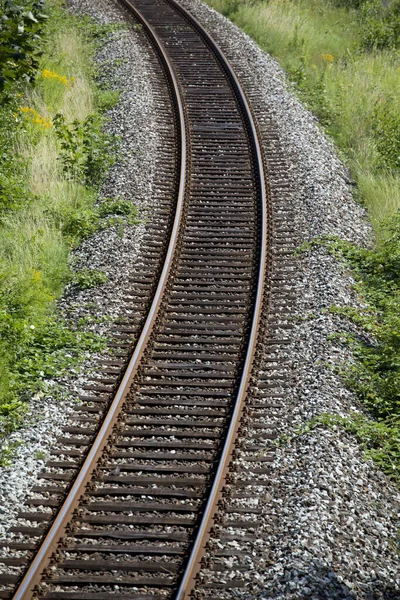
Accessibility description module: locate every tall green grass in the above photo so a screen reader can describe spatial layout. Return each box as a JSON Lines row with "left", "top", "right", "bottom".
{"left": 0, "top": 1, "right": 121, "bottom": 445}
{"left": 206, "top": 0, "right": 400, "bottom": 235}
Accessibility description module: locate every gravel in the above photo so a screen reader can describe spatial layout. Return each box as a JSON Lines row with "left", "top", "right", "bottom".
{"left": 176, "top": 1, "right": 400, "bottom": 597}
{"left": 0, "top": 0, "right": 398, "bottom": 596}
{"left": 0, "top": 0, "right": 165, "bottom": 538}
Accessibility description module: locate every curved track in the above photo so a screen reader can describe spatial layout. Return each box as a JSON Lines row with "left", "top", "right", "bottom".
{"left": 0, "top": 0, "right": 269, "bottom": 598}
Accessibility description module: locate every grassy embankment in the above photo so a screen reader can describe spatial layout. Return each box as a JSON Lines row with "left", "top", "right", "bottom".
{"left": 0, "top": 0, "right": 137, "bottom": 460}
{"left": 205, "top": 0, "right": 400, "bottom": 483}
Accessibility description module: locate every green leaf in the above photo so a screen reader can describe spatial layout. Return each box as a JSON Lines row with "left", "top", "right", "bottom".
{"left": 23, "top": 11, "right": 38, "bottom": 24}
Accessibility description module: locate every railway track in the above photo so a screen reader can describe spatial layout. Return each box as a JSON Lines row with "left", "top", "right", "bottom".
{"left": 0, "top": 0, "right": 274, "bottom": 598}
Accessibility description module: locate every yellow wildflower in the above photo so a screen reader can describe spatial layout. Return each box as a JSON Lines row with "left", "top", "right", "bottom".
{"left": 31, "top": 269, "right": 42, "bottom": 282}
{"left": 20, "top": 106, "right": 38, "bottom": 115}
{"left": 35, "top": 116, "right": 53, "bottom": 128}
{"left": 312, "top": 64, "right": 317, "bottom": 69}
{"left": 20, "top": 106, "right": 53, "bottom": 129}
{"left": 41, "top": 69, "right": 75, "bottom": 87}
{"left": 321, "top": 53, "right": 334, "bottom": 63}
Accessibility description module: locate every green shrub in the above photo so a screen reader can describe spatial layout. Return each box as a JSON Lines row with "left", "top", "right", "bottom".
{"left": 72, "top": 268, "right": 108, "bottom": 290}
{"left": 97, "top": 198, "right": 137, "bottom": 218}
{"left": 333, "top": 0, "right": 365, "bottom": 8}
{"left": 96, "top": 89, "right": 120, "bottom": 112}
{"left": 0, "top": 0, "right": 48, "bottom": 90}
{"left": 360, "top": 0, "right": 400, "bottom": 50}
{"left": 0, "top": 268, "right": 106, "bottom": 438}
{"left": 53, "top": 113, "right": 117, "bottom": 187}
{"left": 60, "top": 196, "right": 140, "bottom": 245}
{"left": 300, "top": 220, "right": 400, "bottom": 482}
{"left": 216, "top": 0, "right": 241, "bottom": 16}
{"left": 60, "top": 203, "right": 99, "bottom": 244}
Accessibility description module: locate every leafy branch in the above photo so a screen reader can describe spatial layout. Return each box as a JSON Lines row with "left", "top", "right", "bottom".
{"left": 0, "top": 0, "right": 47, "bottom": 90}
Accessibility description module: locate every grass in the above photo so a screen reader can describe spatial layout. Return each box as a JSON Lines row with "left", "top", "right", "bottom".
{"left": 0, "top": 0, "right": 137, "bottom": 446}
{"left": 206, "top": 0, "right": 400, "bottom": 235}
{"left": 217, "top": 0, "right": 359, "bottom": 58}
{"left": 1, "top": 1, "right": 102, "bottom": 297}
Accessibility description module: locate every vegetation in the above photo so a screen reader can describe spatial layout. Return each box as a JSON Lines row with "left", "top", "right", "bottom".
{"left": 205, "top": 0, "right": 400, "bottom": 483}
{"left": 277, "top": 411, "right": 400, "bottom": 484}
{"left": 328, "top": 227, "right": 400, "bottom": 483}
{"left": 1, "top": 0, "right": 398, "bottom": 483}
{"left": 0, "top": 0, "right": 48, "bottom": 90}
{"left": 73, "top": 268, "right": 108, "bottom": 290}
{"left": 206, "top": 0, "right": 400, "bottom": 232}
{"left": 292, "top": 228, "right": 400, "bottom": 483}
{"left": 0, "top": 0, "right": 136, "bottom": 446}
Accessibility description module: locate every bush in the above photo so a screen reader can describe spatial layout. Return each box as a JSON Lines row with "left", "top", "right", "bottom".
{"left": 0, "top": 0, "right": 47, "bottom": 90}
{"left": 333, "top": 0, "right": 364, "bottom": 8}
{"left": 360, "top": 0, "right": 400, "bottom": 50}
{"left": 313, "top": 218, "right": 400, "bottom": 481}
{"left": 0, "top": 267, "right": 105, "bottom": 438}
{"left": 60, "top": 197, "right": 140, "bottom": 245}
{"left": 72, "top": 268, "right": 107, "bottom": 290}
{"left": 53, "top": 113, "right": 117, "bottom": 187}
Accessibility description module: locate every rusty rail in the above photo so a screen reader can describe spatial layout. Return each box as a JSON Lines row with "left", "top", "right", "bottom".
{"left": 166, "top": 1, "right": 267, "bottom": 597}
{"left": 10, "top": 8, "right": 187, "bottom": 599}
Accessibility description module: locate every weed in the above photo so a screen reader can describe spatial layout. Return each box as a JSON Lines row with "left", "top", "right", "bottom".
{"left": 40, "top": 68, "right": 74, "bottom": 87}
{"left": 0, "top": 94, "right": 36, "bottom": 216}
{"left": 0, "top": 439, "right": 22, "bottom": 467}
{"left": 96, "top": 89, "right": 120, "bottom": 112}
{"left": 20, "top": 105, "right": 53, "bottom": 128}
{"left": 360, "top": 0, "right": 400, "bottom": 51}
{"left": 53, "top": 113, "right": 117, "bottom": 187}
{"left": 270, "top": 407, "right": 400, "bottom": 484}
{"left": 218, "top": 0, "right": 241, "bottom": 17}
{"left": 72, "top": 268, "right": 108, "bottom": 290}
{"left": 304, "top": 413, "right": 400, "bottom": 483}
{"left": 61, "top": 197, "right": 140, "bottom": 245}
{"left": 0, "top": 291, "right": 106, "bottom": 439}
{"left": 34, "top": 449, "right": 47, "bottom": 460}
{"left": 296, "top": 219, "right": 400, "bottom": 482}
{"left": 0, "top": 0, "right": 48, "bottom": 90}
{"left": 372, "top": 100, "right": 400, "bottom": 171}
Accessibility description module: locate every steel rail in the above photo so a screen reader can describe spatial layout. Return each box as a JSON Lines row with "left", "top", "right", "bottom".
{"left": 11, "top": 10, "right": 187, "bottom": 600}
{"left": 165, "top": 1, "right": 268, "bottom": 598}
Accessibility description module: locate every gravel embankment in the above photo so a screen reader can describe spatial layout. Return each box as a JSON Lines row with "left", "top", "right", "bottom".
{"left": 0, "top": 0, "right": 165, "bottom": 536}
{"left": 178, "top": 1, "right": 400, "bottom": 597}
